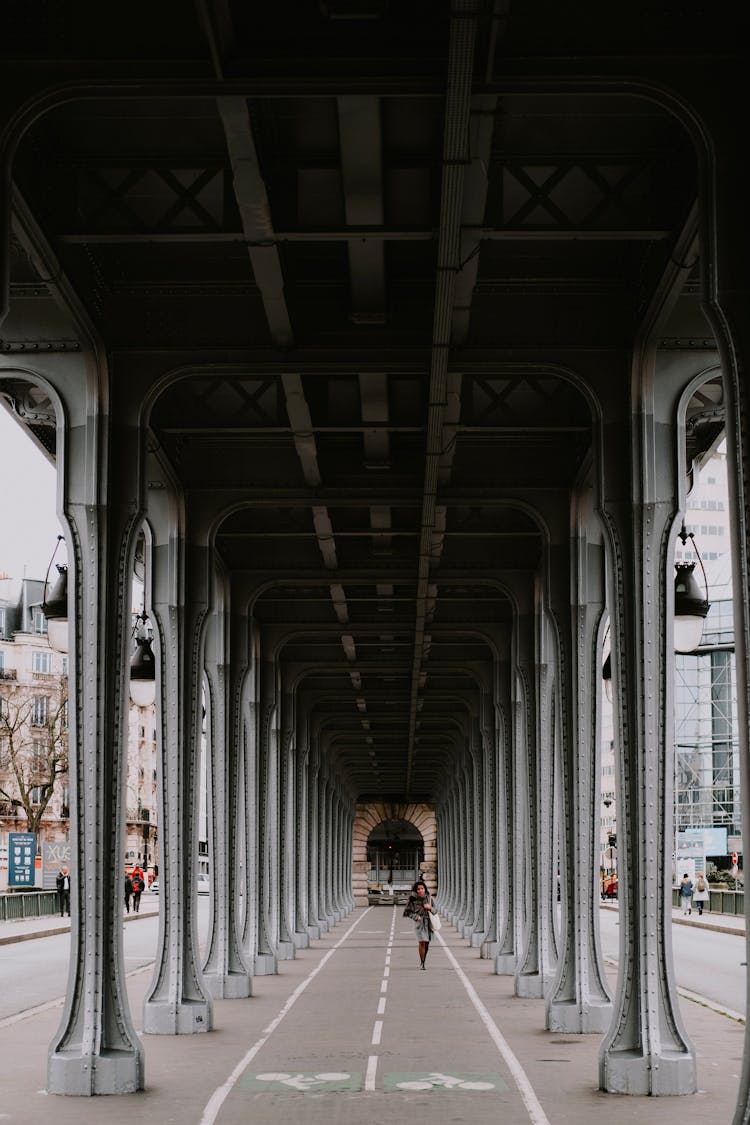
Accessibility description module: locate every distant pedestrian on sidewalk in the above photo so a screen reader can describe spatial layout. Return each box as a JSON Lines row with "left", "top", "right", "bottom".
{"left": 693, "top": 873, "right": 709, "bottom": 916}
{"left": 679, "top": 872, "right": 694, "bottom": 915}
{"left": 56, "top": 866, "right": 71, "bottom": 917}
{"left": 124, "top": 871, "right": 133, "bottom": 913}
{"left": 130, "top": 867, "right": 145, "bottom": 913}
{"left": 403, "top": 879, "right": 435, "bottom": 970}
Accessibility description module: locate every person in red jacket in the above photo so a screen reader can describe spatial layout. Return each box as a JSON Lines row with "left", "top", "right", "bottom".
{"left": 130, "top": 867, "right": 145, "bottom": 913}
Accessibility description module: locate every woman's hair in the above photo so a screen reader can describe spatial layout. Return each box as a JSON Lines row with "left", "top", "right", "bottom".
{"left": 412, "top": 880, "right": 428, "bottom": 893}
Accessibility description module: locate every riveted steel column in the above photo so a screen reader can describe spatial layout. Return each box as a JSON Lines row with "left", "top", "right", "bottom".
{"left": 142, "top": 512, "right": 213, "bottom": 1034}
{"left": 277, "top": 684, "right": 296, "bottom": 960}
{"left": 447, "top": 785, "right": 461, "bottom": 920}
{"left": 466, "top": 725, "right": 486, "bottom": 946}
{"left": 320, "top": 770, "right": 335, "bottom": 927}
{"left": 457, "top": 762, "right": 471, "bottom": 930}
{"left": 48, "top": 386, "right": 145, "bottom": 1093}
{"left": 515, "top": 606, "right": 557, "bottom": 999}
{"left": 293, "top": 704, "right": 311, "bottom": 947}
{"left": 307, "top": 738, "right": 323, "bottom": 937}
{"left": 229, "top": 600, "right": 256, "bottom": 987}
{"left": 599, "top": 351, "right": 698, "bottom": 1095}
{"left": 479, "top": 690, "right": 499, "bottom": 959}
{"left": 494, "top": 664, "right": 515, "bottom": 974}
{"left": 255, "top": 655, "right": 279, "bottom": 975}
{"left": 202, "top": 596, "right": 252, "bottom": 999}
{"left": 546, "top": 500, "right": 612, "bottom": 1032}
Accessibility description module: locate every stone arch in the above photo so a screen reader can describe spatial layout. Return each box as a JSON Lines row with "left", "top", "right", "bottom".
{"left": 351, "top": 801, "right": 437, "bottom": 905}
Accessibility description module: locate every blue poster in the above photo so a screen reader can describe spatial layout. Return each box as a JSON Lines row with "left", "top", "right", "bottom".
{"left": 8, "top": 832, "right": 37, "bottom": 887}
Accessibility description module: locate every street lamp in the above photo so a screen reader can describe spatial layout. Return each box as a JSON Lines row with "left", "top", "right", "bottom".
{"left": 129, "top": 611, "right": 156, "bottom": 707}
{"left": 674, "top": 522, "right": 710, "bottom": 653}
{"left": 42, "top": 536, "right": 68, "bottom": 654}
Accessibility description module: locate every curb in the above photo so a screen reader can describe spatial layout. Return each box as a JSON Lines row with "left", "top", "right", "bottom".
{"left": 0, "top": 907, "right": 158, "bottom": 946}
{"left": 601, "top": 902, "right": 745, "bottom": 938}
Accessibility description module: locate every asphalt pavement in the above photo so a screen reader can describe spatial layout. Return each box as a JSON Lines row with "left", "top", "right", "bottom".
{"left": 0, "top": 900, "right": 745, "bottom": 1125}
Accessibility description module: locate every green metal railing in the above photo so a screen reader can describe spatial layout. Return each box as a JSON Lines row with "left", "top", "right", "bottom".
{"left": 671, "top": 888, "right": 745, "bottom": 915}
{"left": 0, "top": 890, "right": 59, "bottom": 921}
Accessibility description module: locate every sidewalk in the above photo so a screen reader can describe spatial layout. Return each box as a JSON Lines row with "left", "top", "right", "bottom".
{"left": 1, "top": 897, "right": 743, "bottom": 945}
{"left": 0, "top": 894, "right": 160, "bottom": 945}
{"left": 0, "top": 907, "right": 743, "bottom": 1125}
{"left": 601, "top": 900, "right": 746, "bottom": 937}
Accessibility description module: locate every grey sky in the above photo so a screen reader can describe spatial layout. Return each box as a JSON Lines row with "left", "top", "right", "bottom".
{"left": 0, "top": 408, "right": 61, "bottom": 582}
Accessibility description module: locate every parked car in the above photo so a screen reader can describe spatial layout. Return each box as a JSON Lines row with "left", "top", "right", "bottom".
{"left": 150, "top": 878, "right": 159, "bottom": 894}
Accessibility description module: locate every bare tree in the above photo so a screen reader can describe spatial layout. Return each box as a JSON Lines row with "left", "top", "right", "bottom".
{"left": 0, "top": 686, "right": 68, "bottom": 834}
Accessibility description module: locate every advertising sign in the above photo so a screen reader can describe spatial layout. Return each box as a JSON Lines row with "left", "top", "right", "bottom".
{"left": 684, "top": 826, "right": 728, "bottom": 856}
{"left": 7, "top": 832, "right": 37, "bottom": 887}
{"left": 42, "top": 840, "right": 72, "bottom": 890}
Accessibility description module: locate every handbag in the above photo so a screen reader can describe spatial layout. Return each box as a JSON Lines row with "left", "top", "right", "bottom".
{"left": 428, "top": 910, "right": 442, "bottom": 932}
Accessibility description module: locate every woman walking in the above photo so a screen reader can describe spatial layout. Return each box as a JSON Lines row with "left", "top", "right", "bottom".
{"left": 403, "top": 879, "right": 435, "bottom": 970}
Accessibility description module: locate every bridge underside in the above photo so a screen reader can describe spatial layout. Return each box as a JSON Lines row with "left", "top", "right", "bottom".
{"left": 0, "top": 0, "right": 748, "bottom": 1109}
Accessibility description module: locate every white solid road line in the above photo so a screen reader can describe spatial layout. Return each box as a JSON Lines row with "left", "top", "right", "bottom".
{"left": 436, "top": 932, "right": 552, "bottom": 1125}
{"left": 199, "top": 907, "right": 373, "bottom": 1125}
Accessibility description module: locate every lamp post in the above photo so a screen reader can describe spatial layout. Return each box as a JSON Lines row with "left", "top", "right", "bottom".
{"left": 42, "top": 536, "right": 68, "bottom": 654}
{"left": 674, "top": 522, "right": 711, "bottom": 653}
{"left": 129, "top": 611, "right": 156, "bottom": 708}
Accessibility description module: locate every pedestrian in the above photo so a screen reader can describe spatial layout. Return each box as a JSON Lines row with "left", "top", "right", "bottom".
{"left": 130, "top": 867, "right": 145, "bottom": 913}
{"left": 693, "top": 872, "right": 710, "bottom": 916}
{"left": 679, "top": 872, "right": 694, "bottom": 915}
{"left": 56, "top": 866, "right": 71, "bottom": 917}
{"left": 403, "top": 879, "right": 435, "bottom": 970}
{"left": 124, "top": 870, "right": 133, "bottom": 913}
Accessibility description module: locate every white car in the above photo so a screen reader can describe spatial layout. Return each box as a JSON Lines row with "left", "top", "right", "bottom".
{"left": 149, "top": 876, "right": 208, "bottom": 895}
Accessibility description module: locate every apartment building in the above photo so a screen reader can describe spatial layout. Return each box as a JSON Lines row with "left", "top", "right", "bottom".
{"left": 0, "top": 576, "right": 158, "bottom": 887}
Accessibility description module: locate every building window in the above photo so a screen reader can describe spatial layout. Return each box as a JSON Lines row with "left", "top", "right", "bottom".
{"left": 0, "top": 651, "right": 4, "bottom": 672}
{"left": 31, "top": 696, "right": 49, "bottom": 726}
{"left": 61, "top": 656, "right": 68, "bottom": 676}
{"left": 0, "top": 607, "right": 6, "bottom": 637}
{"left": 32, "top": 650, "right": 52, "bottom": 674}
{"left": 32, "top": 608, "right": 47, "bottom": 635}
{"left": 30, "top": 786, "right": 44, "bottom": 805}
{"left": 32, "top": 738, "right": 46, "bottom": 773}
{"left": 60, "top": 699, "right": 68, "bottom": 730}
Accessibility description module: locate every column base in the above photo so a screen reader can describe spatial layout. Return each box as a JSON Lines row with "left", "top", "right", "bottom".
{"left": 480, "top": 940, "right": 499, "bottom": 960}
{"left": 277, "top": 940, "right": 295, "bottom": 960}
{"left": 203, "top": 971, "right": 253, "bottom": 999}
{"left": 469, "top": 930, "right": 483, "bottom": 948}
{"left": 600, "top": 1048, "right": 697, "bottom": 1096}
{"left": 294, "top": 930, "right": 310, "bottom": 948}
{"left": 515, "top": 971, "right": 546, "bottom": 998}
{"left": 495, "top": 951, "right": 516, "bottom": 975}
{"left": 142, "top": 997, "right": 212, "bottom": 1035}
{"left": 255, "top": 952, "right": 278, "bottom": 975}
{"left": 48, "top": 1047, "right": 144, "bottom": 1096}
{"left": 547, "top": 997, "right": 612, "bottom": 1033}
{"left": 307, "top": 924, "right": 321, "bottom": 940}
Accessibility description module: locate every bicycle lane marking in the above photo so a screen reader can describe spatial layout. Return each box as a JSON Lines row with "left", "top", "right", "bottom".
{"left": 199, "top": 907, "right": 374, "bottom": 1125}
{"left": 434, "top": 931, "right": 552, "bottom": 1125}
